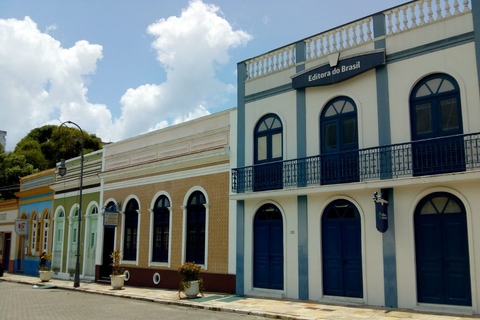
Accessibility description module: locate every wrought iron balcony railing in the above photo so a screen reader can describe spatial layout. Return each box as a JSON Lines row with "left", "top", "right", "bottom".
{"left": 231, "top": 132, "right": 480, "bottom": 193}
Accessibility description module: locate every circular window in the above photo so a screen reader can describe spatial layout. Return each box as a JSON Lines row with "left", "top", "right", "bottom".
{"left": 153, "top": 272, "right": 161, "bottom": 285}
{"left": 124, "top": 270, "right": 130, "bottom": 281}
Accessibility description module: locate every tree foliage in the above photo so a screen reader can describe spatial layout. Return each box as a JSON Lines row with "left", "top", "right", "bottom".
{"left": 14, "top": 124, "right": 102, "bottom": 169}
{"left": 0, "top": 152, "right": 36, "bottom": 200}
{"left": 0, "top": 124, "right": 102, "bottom": 200}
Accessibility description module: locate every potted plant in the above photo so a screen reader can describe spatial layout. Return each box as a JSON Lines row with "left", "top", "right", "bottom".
{"left": 110, "top": 249, "right": 125, "bottom": 290}
{"left": 178, "top": 261, "right": 203, "bottom": 298}
{"left": 38, "top": 252, "right": 52, "bottom": 282}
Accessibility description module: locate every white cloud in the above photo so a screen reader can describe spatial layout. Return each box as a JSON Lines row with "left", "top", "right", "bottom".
{"left": 45, "top": 24, "right": 57, "bottom": 34}
{"left": 0, "top": 16, "right": 112, "bottom": 150}
{"left": 0, "top": 1, "right": 251, "bottom": 151}
{"left": 113, "top": 0, "right": 251, "bottom": 140}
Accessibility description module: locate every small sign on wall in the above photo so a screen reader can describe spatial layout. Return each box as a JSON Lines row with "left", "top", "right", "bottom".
{"left": 15, "top": 219, "right": 28, "bottom": 236}
{"left": 104, "top": 211, "right": 118, "bottom": 227}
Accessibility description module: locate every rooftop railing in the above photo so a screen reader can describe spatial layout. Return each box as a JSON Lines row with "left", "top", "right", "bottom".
{"left": 244, "top": 0, "right": 471, "bottom": 81}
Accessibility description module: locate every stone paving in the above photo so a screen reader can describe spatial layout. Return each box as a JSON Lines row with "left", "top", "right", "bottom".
{"left": 1, "top": 272, "right": 479, "bottom": 320}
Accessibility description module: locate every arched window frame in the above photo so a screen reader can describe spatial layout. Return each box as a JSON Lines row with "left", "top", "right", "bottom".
{"left": 41, "top": 209, "right": 51, "bottom": 253}
{"left": 29, "top": 211, "right": 39, "bottom": 257}
{"left": 149, "top": 192, "right": 172, "bottom": 266}
{"left": 410, "top": 73, "right": 462, "bottom": 140}
{"left": 254, "top": 113, "right": 283, "bottom": 164}
{"left": 121, "top": 197, "right": 140, "bottom": 263}
{"left": 320, "top": 96, "right": 358, "bottom": 154}
{"left": 181, "top": 187, "right": 209, "bottom": 269}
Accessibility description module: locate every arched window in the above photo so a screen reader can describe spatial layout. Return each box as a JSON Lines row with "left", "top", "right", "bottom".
{"left": 152, "top": 195, "right": 170, "bottom": 263}
{"left": 254, "top": 114, "right": 283, "bottom": 191}
{"left": 320, "top": 96, "right": 358, "bottom": 184}
{"left": 42, "top": 211, "right": 50, "bottom": 253}
{"left": 90, "top": 206, "right": 98, "bottom": 215}
{"left": 123, "top": 199, "right": 139, "bottom": 261}
{"left": 255, "top": 114, "right": 283, "bottom": 164}
{"left": 30, "top": 212, "right": 38, "bottom": 256}
{"left": 186, "top": 191, "right": 206, "bottom": 264}
{"left": 410, "top": 74, "right": 464, "bottom": 175}
{"left": 71, "top": 208, "right": 79, "bottom": 246}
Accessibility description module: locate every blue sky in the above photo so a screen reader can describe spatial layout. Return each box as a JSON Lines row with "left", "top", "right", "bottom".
{"left": 0, "top": 0, "right": 407, "bottom": 150}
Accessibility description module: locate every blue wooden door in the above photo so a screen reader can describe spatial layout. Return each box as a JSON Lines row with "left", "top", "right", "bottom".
{"left": 254, "top": 204, "right": 283, "bottom": 290}
{"left": 254, "top": 114, "right": 283, "bottom": 191}
{"left": 322, "top": 200, "right": 362, "bottom": 298}
{"left": 410, "top": 74, "right": 465, "bottom": 176}
{"left": 320, "top": 97, "right": 359, "bottom": 185}
{"left": 415, "top": 193, "right": 471, "bottom": 306}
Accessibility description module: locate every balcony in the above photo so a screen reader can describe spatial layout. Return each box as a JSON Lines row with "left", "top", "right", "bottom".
{"left": 231, "top": 133, "right": 480, "bottom": 193}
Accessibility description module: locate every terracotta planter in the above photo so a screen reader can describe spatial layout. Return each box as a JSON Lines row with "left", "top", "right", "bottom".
{"left": 39, "top": 270, "right": 52, "bottom": 282}
{"left": 183, "top": 280, "right": 200, "bottom": 298}
{"left": 110, "top": 274, "right": 125, "bottom": 290}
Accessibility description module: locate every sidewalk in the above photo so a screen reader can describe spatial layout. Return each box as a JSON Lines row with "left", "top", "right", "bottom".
{"left": 1, "top": 272, "right": 478, "bottom": 320}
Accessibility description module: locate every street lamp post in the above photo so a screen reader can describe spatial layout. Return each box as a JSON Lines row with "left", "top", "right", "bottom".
{"left": 58, "top": 121, "right": 84, "bottom": 288}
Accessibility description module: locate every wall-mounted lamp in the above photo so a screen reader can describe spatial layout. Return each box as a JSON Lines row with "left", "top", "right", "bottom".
{"left": 373, "top": 191, "right": 389, "bottom": 233}
{"left": 58, "top": 159, "right": 67, "bottom": 177}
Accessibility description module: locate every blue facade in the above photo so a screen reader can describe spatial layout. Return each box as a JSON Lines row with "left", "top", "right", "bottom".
{"left": 17, "top": 198, "right": 53, "bottom": 276}
{"left": 15, "top": 171, "right": 55, "bottom": 277}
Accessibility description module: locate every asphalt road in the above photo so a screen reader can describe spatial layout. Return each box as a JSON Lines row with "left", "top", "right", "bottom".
{"left": 0, "top": 281, "right": 264, "bottom": 320}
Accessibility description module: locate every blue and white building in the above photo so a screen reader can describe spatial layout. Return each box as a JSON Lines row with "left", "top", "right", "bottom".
{"left": 15, "top": 169, "right": 55, "bottom": 276}
{"left": 231, "top": 0, "right": 480, "bottom": 314}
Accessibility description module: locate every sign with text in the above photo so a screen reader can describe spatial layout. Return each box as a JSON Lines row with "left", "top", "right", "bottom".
{"left": 15, "top": 219, "right": 28, "bottom": 236}
{"left": 292, "top": 50, "right": 385, "bottom": 88}
{"left": 104, "top": 211, "right": 119, "bottom": 227}
{"left": 375, "top": 199, "right": 388, "bottom": 233}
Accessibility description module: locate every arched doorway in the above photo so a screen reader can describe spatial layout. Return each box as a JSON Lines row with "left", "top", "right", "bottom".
{"left": 100, "top": 201, "right": 118, "bottom": 279}
{"left": 253, "top": 204, "right": 283, "bottom": 290}
{"left": 322, "top": 199, "right": 362, "bottom": 298}
{"left": 84, "top": 205, "right": 98, "bottom": 277}
{"left": 414, "top": 192, "right": 471, "bottom": 306}
{"left": 68, "top": 206, "right": 80, "bottom": 272}
{"left": 52, "top": 209, "right": 65, "bottom": 272}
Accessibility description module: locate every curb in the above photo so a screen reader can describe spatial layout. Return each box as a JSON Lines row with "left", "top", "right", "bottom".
{"left": 0, "top": 277, "right": 314, "bottom": 320}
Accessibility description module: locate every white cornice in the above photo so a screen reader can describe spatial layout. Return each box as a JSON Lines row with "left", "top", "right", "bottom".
{"left": 101, "top": 147, "right": 229, "bottom": 182}
{"left": 54, "top": 187, "right": 100, "bottom": 199}
{"left": 104, "top": 163, "right": 229, "bottom": 191}
{"left": 50, "top": 175, "right": 100, "bottom": 192}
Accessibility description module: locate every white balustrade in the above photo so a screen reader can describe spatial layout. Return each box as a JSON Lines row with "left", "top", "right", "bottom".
{"left": 305, "top": 17, "right": 373, "bottom": 62}
{"left": 245, "top": 44, "right": 295, "bottom": 80}
{"left": 244, "top": 0, "right": 471, "bottom": 81}
{"left": 385, "top": 0, "right": 471, "bottom": 35}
